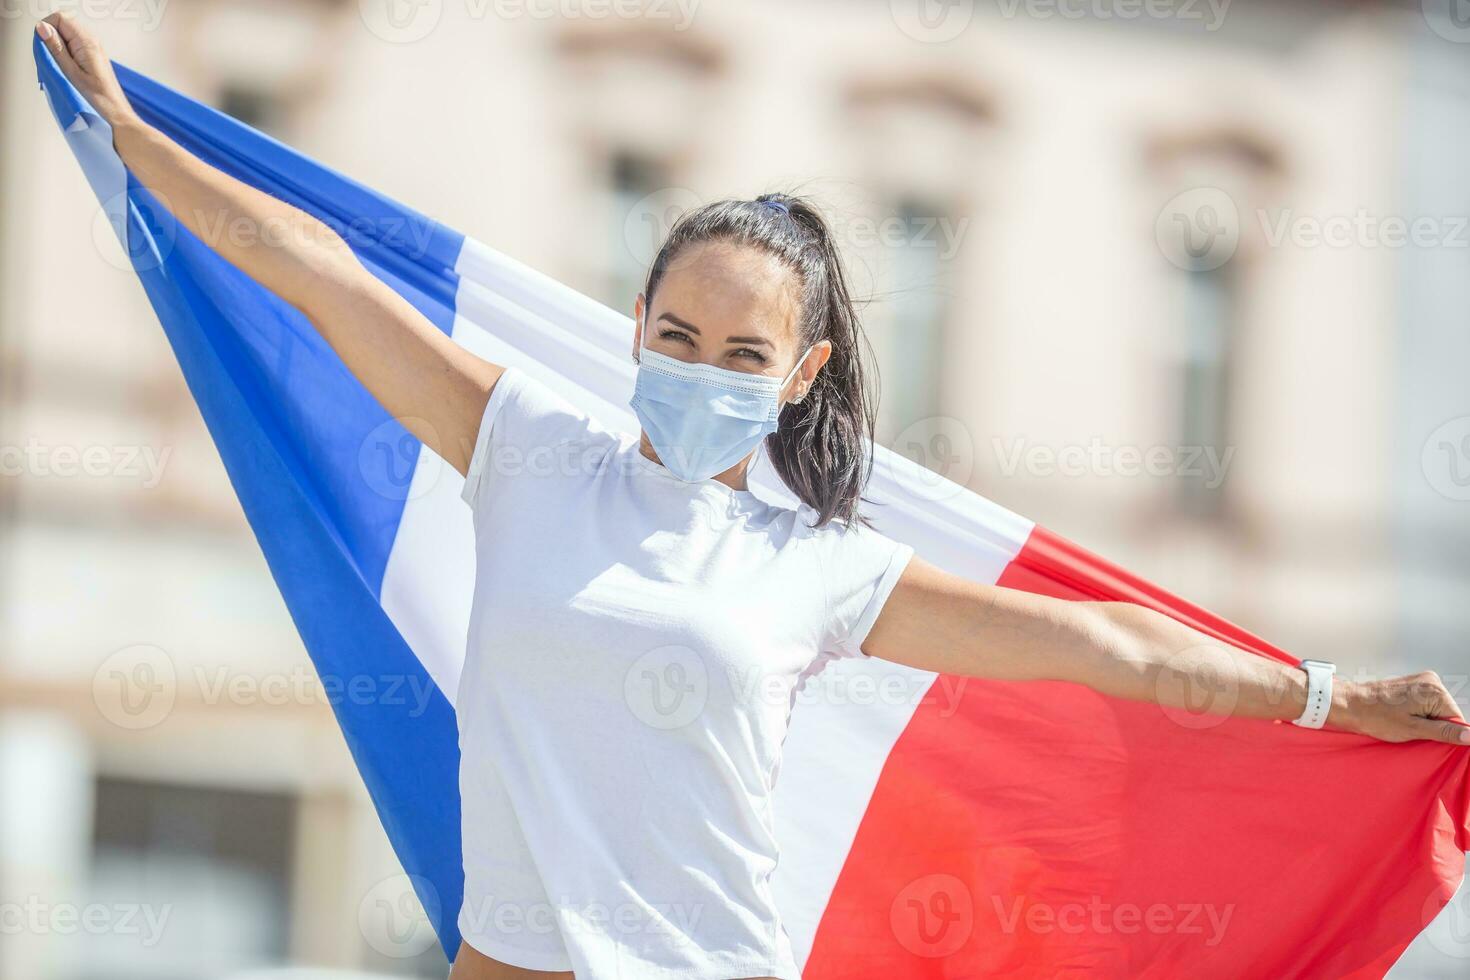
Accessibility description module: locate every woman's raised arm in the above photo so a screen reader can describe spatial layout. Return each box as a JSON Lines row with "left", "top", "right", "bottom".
{"left": 866, "top": 555, "right": 1470, "bottom": 746}
{"left": 37, "top": 13, "right": 500, "bottom": 476}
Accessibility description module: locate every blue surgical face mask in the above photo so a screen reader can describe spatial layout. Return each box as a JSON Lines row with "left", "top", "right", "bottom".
{"left": 629, "top": 329, "right": 811, "bottom": 484}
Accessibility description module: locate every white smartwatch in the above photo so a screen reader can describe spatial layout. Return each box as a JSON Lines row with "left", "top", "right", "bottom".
{"left": 1291, "top": 659, "right": 1337, "bottom": 729}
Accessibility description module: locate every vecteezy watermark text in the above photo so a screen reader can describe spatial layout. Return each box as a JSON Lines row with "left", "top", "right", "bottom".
{"left": 0, "top": 439, "right": 171, "bottom": 488}
{"left": 0, "top": 898, "right": 171, "bottom": 946}
{"left": 92, "top": 645, "right": 438, "bottom": 731}
{"left": 993, "top": 437, "right": 1235, "bottom": 489}
{"left": 2, "top": 0, "right": 168, "bottom": 31}
{"left": 358, "top": 0, "right": 700, "bottom": 45}
{"left": 995, "top": 0, "right": 1230, "bottom": 30}
{"left": 991, "top": 895, "right": 1234, "bottom": 945}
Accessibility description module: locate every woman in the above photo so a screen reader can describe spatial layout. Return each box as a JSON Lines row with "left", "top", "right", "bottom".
{"left": 37, "top": 13, "right": 1468, "bottom": 980}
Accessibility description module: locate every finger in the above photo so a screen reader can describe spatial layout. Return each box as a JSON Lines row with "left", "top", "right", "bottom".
{"left": 1408, "top": 716, "right": 1470, "bottom": 746}
{"left": 45, "top": 11, "right": 86, "bottom": 51}
{"left": 45, "top": 12, "right": 101, "bottom": 76}
{"left": 35, "top": 20, "right": 82, "bottom": 80}
{"left": 1427, "top": 693, "right": 1467, "bottom": 723}
{"left": 1413, "top": 675, "right": 1466, "bottom": 722}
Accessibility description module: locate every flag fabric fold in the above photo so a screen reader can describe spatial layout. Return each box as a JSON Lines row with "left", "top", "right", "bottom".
{"left": 36, "top": 37, "right": 1468, "bottom": 978}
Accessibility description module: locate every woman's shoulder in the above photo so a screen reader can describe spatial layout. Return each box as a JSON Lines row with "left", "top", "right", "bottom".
{"left": 788, "top": 506, "right": 913, "bottom": 568}
{"left": 772, "top": 502, "right": 883, "bottom": 550}
{"left": 481, "top": 367, "right": 631, "bottom": 466}
{"left": 462, "top": 367, "right": 623, "bottom": 506}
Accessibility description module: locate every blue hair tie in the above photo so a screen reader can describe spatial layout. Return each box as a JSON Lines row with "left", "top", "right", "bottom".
{"left": 759, "top": 199, "right": 790, "bottom": 216}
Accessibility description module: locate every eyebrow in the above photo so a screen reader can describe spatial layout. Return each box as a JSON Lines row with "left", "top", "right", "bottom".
{"left": 657, "top": 312, "right": 701, "bottom": 333}
{"left": 656, "top": 312, "right": 773, "bottom": 347}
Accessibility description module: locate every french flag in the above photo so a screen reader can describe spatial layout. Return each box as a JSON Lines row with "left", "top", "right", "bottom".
{"left": 36, "top": 36, "right": 1469, "bottom": 978}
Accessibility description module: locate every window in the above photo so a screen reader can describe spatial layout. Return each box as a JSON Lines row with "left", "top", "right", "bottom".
{"left": 607, "top": 151, "right": 673, "bottom": 310}
{"left": 81, "top": 778, "right": 294, "bottom": 980}
{"left": 1177, "top": 266, "right": 1234, "bottom": 514}
{"left": 1145, "top": 127, "right": 1281, "bottom": 518}
{"left": 841, "top": 74, "right": 989, "bottom": 463}
{"left": 217, "top": 85, "right": 284, "bottom": 136}
{"left": 875, "top": 197, "right": 953, "bottom": 446}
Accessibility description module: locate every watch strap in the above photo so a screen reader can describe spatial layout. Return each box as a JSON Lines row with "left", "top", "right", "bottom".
{"left": 1292, "top": 659, "right": 1336, "bottom": 729}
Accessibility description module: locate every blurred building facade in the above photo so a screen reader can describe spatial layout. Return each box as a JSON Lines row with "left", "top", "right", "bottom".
{"left": 1, "top": 0, "right": 1467, "bottom": 976}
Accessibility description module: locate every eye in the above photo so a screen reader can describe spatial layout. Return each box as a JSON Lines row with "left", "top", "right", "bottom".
{"left": 657, "top": 328, "right": 695, "bottom": 346}
{"left": 732, "top": 347, "right": 769, "bottom": 365}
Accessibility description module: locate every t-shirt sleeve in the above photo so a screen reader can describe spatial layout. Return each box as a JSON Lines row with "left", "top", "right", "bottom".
{"left": 460, "top": 367, "right": 614, "bottom": 509}
{"left": 816, "top": 521, "right": 916, "bottom": 660}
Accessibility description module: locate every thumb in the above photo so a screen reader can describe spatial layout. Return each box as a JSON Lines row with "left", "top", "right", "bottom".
{"left": 36, "top": 20, "right": 82, "bottom": 81}
{"left": 40, "top": 12, "right": 110, "bottom": 80}
{"left": 1408, "top": 716, "right": 1470, "bottom": 746}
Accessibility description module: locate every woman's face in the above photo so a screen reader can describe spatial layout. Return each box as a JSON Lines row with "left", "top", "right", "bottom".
{"left": 634, "top": 240, "right": 828, "bottom": 394}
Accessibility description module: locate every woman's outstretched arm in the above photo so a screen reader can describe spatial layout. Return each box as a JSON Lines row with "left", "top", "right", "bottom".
{"left": 37, "top": 13, "right": 500, "bottom": 475}
{"left": 867, "top": 555, "right": 1470, "bottom": 746}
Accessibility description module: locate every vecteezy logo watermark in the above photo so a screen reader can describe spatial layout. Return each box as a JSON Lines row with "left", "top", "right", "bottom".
{"left": 624, "top": 186, "right": 704, "bottom": 271}
{"left": 91, "top": 189, "right": 175, "bottom": 273}
{"left": 882, "top": 416, "right": 976, "bottom": 503}
{"left": 92, "top": 648, "right": 438, "bottom": 731}
{"left": 1422, "top": 416, "right": 1470, "bottom": 502}
{"left": 359, "top": 417, "right": 446, "bottom": 502}
{"left": 92, "top": 645, "right": 177, "bottom": 731}
{"left": 91, "top": 194, "right": 442, "bottom": 273}
{"left": 1158, "top": 188, "right": 1470, "bottom": 271}
{"left": 1424, "top": 0, "right": 1470, "bottom": 43}
{"left": 992, "top": 437, "right": 1234, "bottom": 489}
{"left": 359, "top": 0, "right": 443, "bottom": 43}
{"left": 891, "top": 874, "right": 974, "bottom": 958}
{"left": 1148, "top": 648, "right": 1388, "bottom": 730}
{"left": 889, "top": 0, "right": 974, "bottom": 43}
{"left": 0, "top": 898, "right": 172, "bottom": 945}
{"left": 359, "top": 873, "right": 441, "bottom": 958}
{"left": 625, "top": 645, "right": 708, "bottom": 729}
{"left": 1156, "top": 187, "right": 1240, "bottom": 272}
{"left": 1421, "top": 875, "right": 1470, "bottom": 959}
{"left": 191, "top": 665, "right": 438, "bottom": 716}
{"left": 1152, "top": 645, "right": 1243, "bottom": 731}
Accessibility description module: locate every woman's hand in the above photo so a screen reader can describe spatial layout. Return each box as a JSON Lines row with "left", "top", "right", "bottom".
{"left": 1333, "top": 673, "right": 1470, "bottom": 745}
{"left": 36, "top": 13, "right": 137, "bottom": 129}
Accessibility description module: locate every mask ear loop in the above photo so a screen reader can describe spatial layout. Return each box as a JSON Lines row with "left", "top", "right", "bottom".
{"left": 756, "top": 346, "right": 814, "bottom": 492}
{"left": 781, "top": 346, "right": 813, "bottom": 405}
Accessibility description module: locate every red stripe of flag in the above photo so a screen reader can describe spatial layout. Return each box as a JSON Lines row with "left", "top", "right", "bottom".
{"left": 803, "top": 526, "right": 1469, "bottom": 979}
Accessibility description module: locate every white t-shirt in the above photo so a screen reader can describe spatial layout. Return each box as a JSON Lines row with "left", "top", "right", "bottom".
{"left": 455, "top": 367, "right": 914, "bottom": 979}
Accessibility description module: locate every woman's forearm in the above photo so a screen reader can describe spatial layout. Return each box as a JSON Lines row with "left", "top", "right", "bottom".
{"left": 871, "top": 556, "right": 1470, "bottom": 745}
{"left": 1072, "top": 602, "right": 1310, "bottom": 721}
{"left": 879, "top": 575, "right": 1306, "bottom": 720}
{"left": 104, "top": 115, "right": 494, "bottom": 472}
{"left": 110, "top": 115, "right": 354, "bottom": 314}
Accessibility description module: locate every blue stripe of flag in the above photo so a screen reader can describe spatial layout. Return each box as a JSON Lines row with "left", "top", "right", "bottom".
{"left": 36, "top": 34, "right": 466, "bottom": 956}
